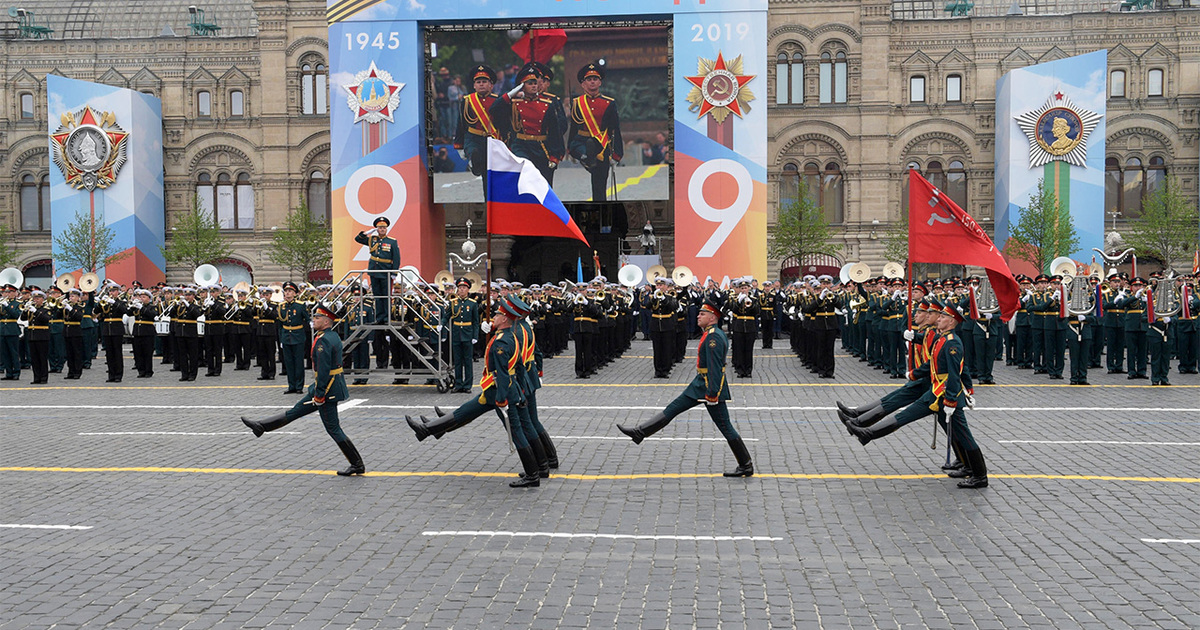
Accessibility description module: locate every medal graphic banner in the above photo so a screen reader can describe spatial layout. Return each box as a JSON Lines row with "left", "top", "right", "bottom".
{"left": 328, "top": 1, "right": 767, "bottom": 281}
{"left": 995, "top": 50, "right": 1106, "bottom": 271}
{"left": 47, "top": 75, "right": 165, "bottom": 286}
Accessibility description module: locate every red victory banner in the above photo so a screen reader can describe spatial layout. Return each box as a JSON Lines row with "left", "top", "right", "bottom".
{"left": 908, "top": 169, "right": 1020, "bottom": 322}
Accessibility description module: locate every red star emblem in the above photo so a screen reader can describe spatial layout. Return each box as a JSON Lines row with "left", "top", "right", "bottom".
{"left": 685, "top": 52, "right": 756, "bottom": 119}
{"left": 1054, "top": 91, "right": 1064, "bottom": 100}
{"left": 350, "top": 69, "right": 400, "bottom": 118}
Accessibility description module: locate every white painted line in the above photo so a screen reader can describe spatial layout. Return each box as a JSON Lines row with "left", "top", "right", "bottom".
{"left": 355, "top": 405, "right": 1200, "bottom": 413}
{"left": 0, "top": 524, "right": 93, "bottom": 530}
{"left": 551, "top": 436, "right": 759, "bottom": 442}
{"left": 1002, "top": 440, "right": 1200, "bottom": 446}
{"left": 423, "top": 531, "right": 781, "bottom": 542}
{"left": 7, "top": 399, "right": 368, "bottom": 412}
{"left": 1142, "top": 539, "right": 1200, "bottom": 544}
{"left": 78, "top": 431, "right": 301, "bottom": 436}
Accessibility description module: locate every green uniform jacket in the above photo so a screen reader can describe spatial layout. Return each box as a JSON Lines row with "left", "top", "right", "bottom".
{"left": 0, "top": 301, "right": 20, "bottom": 336}
{"left": 682, "top": 324, "right": 732, "bottom": 402}
{"left": 478, "top": 328, "right": 523, "bottom": 407}
{"left": 278, "top": 300, "right": 309, "bottom": 345}
{"left": 354, "top": 232, "right": 401, "bottom": 271}
{"left": 310, "top": 328, "right": 349, "bottom": 401}
{"left": 449, "top": 296, "right": 480, "bottom": 344}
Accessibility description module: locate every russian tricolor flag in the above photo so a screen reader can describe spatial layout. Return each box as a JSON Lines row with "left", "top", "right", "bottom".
{"left": 486, "top": 138, "right": 589, "bottom": 246}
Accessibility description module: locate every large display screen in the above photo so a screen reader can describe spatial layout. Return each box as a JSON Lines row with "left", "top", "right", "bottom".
{"left": 426, "top": 24, "right": 671, "bottom": 204}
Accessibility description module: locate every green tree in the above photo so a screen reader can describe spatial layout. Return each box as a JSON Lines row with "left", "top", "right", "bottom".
{"left": 1005, "top": 177, "right": 1079, "bottom": 273}
{"left": 267, "top": 197, "right": 332, "bottom": 281}
{"left": 883, "top": 212, "right": 909, "bottom": 264}
{"left": 769, "top": 179, "right": 843, "bottom": 266}
{"left": 1125, "top": 174, "right": 1198, "bottom": 272}
{"left": 161, "top": 195, "right": 233, "bottom": 269}
{"left": 0, "top": 221, "right": 19, "bottom": 268}
{"left": 53, "top": 210, "right": 130, "bottom": 272}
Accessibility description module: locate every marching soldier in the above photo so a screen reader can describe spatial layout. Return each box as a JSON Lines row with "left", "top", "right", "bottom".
{"left": 405, "top": 296, "right": 542, "bottom": 488}
{"left": 1, "top": 283, "right": 22, "bottom": 380}
{"left": 279, "top": 282, "right": 309, "bottom": 394}
{"left": 131, "top": 288, "right": 158, "bottom": 378}
{"left": 354, "top": 217, "right": 401, "bottom": 322}
{"left": 568, "top": 61, "right": 623, "bottom": 202}
{"left": 449, "top": 277, "right": 481, "bottom": 393}
{"left": 96, "top": 283, "right": 128, "bottom": 382}
{"left": 453, "top": 64, "right": 500, "bottom": 195}
{"left": 617, "top": 298, "right": 754, "bottom": 478}
{"left": 242, "top": 301, "right": 364, "bottom": 476}
{"left": 490, "top": 62, "right": 566, "bottom": 185}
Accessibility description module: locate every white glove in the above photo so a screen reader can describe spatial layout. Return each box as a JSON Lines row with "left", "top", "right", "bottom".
{"left": 1136, "top": 288, "right": 1145, "bottom": 298}
{"left": 1117, "top": 290, "right": 1127, "bottom": 300}
{"left": 1049, "top": 292, "right": 1060, "bottom": 302}
{"left": 905, "top": 370, "right": 914, "bottom": 381}
{"left": 471, "top": 338, "right": 477, "bottom": 344}
{"left": 1163, "top": 316, "right": 1172, "bottom": 324}
{"left": 507, "top": 84, "right": 523, "bottom": 98}
{"left": 902, "top": 329, "right": 915, "bottom": 341}
{"left": 820, "top": 288, "right": 830, "bottom": 300}
{"left": 1077, "top": 314, "right": 1086, "bottom": 321}
{"left": 833, "top": 308, "right": 844, "bottom": 316}
{"left": 965, "top": 394, "right": 976, "bottom": 409}
{"left": 204, "top": 297, "right": 214, "bottom": 307}
{"left": 1023, "top": 289, "right": 1032, "bottom": 299}
{"left": 984, "top": 313, "right": 993, "bottom": 320}
{"left": 64, "top": 303, "right": 73, "bottom": 312}
{"left": 435, "top": 325, "right": 443, "bottom": 333}
{"left": 480, "top": 321, "right": 492, "bottom": 334}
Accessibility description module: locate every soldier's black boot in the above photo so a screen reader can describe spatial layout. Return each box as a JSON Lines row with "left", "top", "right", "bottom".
{"left": 847, "top": 415, "right": 900, "bottom": 446}
{"left": 945, "top": 443, "right": 969, "bottom": 476}
{"left": 528, "top": 438, "right": 551, "bottom": 478}
{"left": 956, "top": 448, "right": 988, "bottom": 489}
{"left": 406, "top": 410, "right": 462, "bottom": 441}
{"left": 723, "top": 438, "right": 754, "bottom": 477}
{"left": 836, "top": 399, "right": 881, "bottom": 420}
{"left": 509, "top": 447, "right": 541, "bottom": 488}
{"left": 335, "top": 439, "right": 366, "bottom": 476}
{"left": 838, "top": 403, "right": 885, "bottom": 435}
{"left": 617, "top": 411, "right": 672, "bottom": 445}
{"left": 538, "top": 430, "right": 559, "bottom": 469}
{"left": 241, "top": 411, "right": 290, "bottom": 438}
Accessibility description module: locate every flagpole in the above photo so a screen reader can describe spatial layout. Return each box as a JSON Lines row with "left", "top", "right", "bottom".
{"left": 906, "top": 260, "right": 914, "bottom": 377}
{"left": 484, "top": 149, "right": 493, "bottom": 323}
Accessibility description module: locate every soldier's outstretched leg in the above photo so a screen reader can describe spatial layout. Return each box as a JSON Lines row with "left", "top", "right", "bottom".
{"left": 616, "top": 411, "right": 672, "bottom": 444}
{"left": 241, "top": 411, "right": 293, "bottom": 437}
{"left": 846, "top": 415, "right": 900, "bottom": 446}
{"left": 405, "top": 397, "right": 492, "bottom": 441}
{"left": 837, "top": 402, "right": 886, "bottom": 434}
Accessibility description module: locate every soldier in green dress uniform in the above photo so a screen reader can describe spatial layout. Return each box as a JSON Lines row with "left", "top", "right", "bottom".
{"left": 0, "top": 283, "right": 22, "bottom": 380}
{"left": 242, "top": 301, "right": 364, "bottom": 476}
{"left": 617, "top": 298, "right": 754, "bottom": 477}
{"left": 449, "top": 277, "right": 481, "bottom": 393}
{"left": 354, "top": 217, "right": 401, "bottom": 323}
{"left": 279, "top": 281, "right": 310, "bottom": 394}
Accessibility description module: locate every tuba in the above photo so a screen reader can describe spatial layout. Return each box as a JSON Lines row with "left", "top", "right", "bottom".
{"left": 974, "top": 276, "right": 1000, "bottom": 314}
{"left": 194, "top": 264, "right": 221, "bottom": 288}
{"left": 617, "top": 264, "right": 644, "bottom": 288}
{"left": 1152, "top": 273, "right": 1181, "bottom": 319}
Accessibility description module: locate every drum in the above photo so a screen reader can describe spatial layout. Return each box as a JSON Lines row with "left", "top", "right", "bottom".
{"left": 196, "top": 314, "right": 206, "bottom": 336}
{"left": 155, "top": 315, "right": 170, "bottom": 335}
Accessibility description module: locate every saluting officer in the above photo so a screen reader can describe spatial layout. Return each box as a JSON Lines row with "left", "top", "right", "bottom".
{"left": 354, "top": 217, "right": 401, "bottom": 322}
{"left": 568, "top": 61, "right": 623, "bottom": 202}
{"left": 242, "top": 301, "right": 364, "bottom": 476}
{"left": 618, "top": 298, "right": 754, "bottom": 478}
{"left": 490, "top": 62, "right": 566, "bottom": 185}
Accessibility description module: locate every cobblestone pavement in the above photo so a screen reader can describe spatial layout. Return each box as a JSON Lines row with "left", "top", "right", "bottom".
{"left": 3, "top": 339, "right": 1199, "bottom": 629}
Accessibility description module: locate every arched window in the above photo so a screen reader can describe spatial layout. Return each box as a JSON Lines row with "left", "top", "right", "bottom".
{"left": 196, "top": 172, "right": 215, "bottom": 217}
{"left": 20, "top": 93, "right": 34, "bottom": 119}
{"left": 946, "top": 74, "right": 962, "bottom": 102}
{"left": 821, "top": 162, "right": 844, "bottom": 224}
{"left": 307, "top": 169, "right": 330, "bottom": 223}
{"left": 1145, "top": 156, "right": 1166, "bottom": 198}
{"left": 1105, "top": 157, "right": 1122, "bottom": 220}
{"left": 1110, "top": 70, "right": 1126, "bottom": 98}
{"left": 775, "top": 50, "right": 804, "bottom": 105}
{"left": 1147, "top": 69, "right": 1164, "bottom": 97}
{"left": 925, "top": 160, "right": 945, "bottom": 192}
{"left": 197, "top": 90, "right": 211, "bottom": 117}
{"left": 833, "top": 52, "right": 847, "bottom": 103}
{"left": 910, "top": 75, "right": 926, "bottom": 103}
{"left": 235, "top": 172, "right": 255, "bottom": 229}
{"left": 1123, "top": 157, "right": 1145, "bottom": 218}
{"left": 946, "top": 160, "right": 968, "bottom": 210}
{"left": 230, "top": 90, "right": 244, "bottom": 117}
{"left": 301, "top": 60, "right": 328, "bottom": 115}
{"left": 20, "top": 174, "right": 50, "bottom": 231}
{"left": 900, "top": 161, "right": 920, "bottom": 215}
{"left": 819, "top": 52, "right": 832, "bottom": 104}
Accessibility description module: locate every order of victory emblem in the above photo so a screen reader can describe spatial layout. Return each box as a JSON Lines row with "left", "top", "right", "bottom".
{"left": 344, "top": 60, "right": 404, "bottom": 125}
{"left": 49, "top": 106, "right": 129, "bottom": 191}
{"left": 684, "top": 52, "right": 756, "bottom": 124}
{"left": 1014, "top": 91, "right": 1102, "bottom": 169}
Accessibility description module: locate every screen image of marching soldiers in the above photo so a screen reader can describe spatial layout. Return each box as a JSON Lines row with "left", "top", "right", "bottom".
{"left": 428, "top": 25, "right": 671, "bottom": 204}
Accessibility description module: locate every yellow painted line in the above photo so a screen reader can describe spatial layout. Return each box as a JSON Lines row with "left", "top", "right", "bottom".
{"left": 610, "top": 164, "right": 666, "bottom": 196}
{"left": 5, "top": 467, "right": 1200, "bottom": 484}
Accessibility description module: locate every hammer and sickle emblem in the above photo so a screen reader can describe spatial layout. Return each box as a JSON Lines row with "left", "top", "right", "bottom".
{"left": 927, "top": 196, "right": 955, "bottom": 226}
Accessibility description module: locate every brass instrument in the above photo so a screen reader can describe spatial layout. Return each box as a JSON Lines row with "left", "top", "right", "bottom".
{"left": 882, "top": 262, "right": 904, "bottom": 280}
{"left": 646, "top": 265, "right": 668, "bottom": 284}
{"left": 78, "top": 272, "right": 100, "bottom": 293}
{"left": 974, "top": 276, "right": 1000, "bottom": 314}
{"left": 672, "top": 266, "right": 694, "bottom": 287}
{"left": 1050, "top": 257, "right": 1076, "bottom": 279}
{"left": 0, "top": 267, "right": 23, "bottom": 289}
{"left": 847, "top": 262, "right": 871, "bottom": 284}
{"left": 55, "top": 273, "right": 76, "bottom": 292}
{"left": 193, "top": 264, "right": 221, "bottom": 288}
{"left": 1062, "top": 273, "right": 1095, "bottom": 316}
{"left": 618, "top": 264, "right": 643, "bottom": 288}
{"left": 1152, "top": 273, "right": 1181, "bottom": 318}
